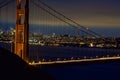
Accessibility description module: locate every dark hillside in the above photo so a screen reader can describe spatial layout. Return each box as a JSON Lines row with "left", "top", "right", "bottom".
{"left": 0, "top": 47, "right": 54, "bottom": 80}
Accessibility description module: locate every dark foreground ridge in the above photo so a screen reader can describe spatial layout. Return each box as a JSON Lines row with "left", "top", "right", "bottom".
{"left": 0, "top": 47, "right": 54, "bottom": 80}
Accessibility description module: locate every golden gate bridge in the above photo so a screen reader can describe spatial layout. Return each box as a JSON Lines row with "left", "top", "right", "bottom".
{"left": 0, "top": 0, "right": 120, "bottom": 66}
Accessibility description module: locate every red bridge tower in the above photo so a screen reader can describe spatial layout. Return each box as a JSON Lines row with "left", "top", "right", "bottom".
{"left": 15, "top": 0, "right": 29, "bottom": 62}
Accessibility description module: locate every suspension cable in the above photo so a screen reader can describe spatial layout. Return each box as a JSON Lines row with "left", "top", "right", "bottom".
{"left": 0, "top": 0, "right": 15, "bottom": 9}
{"left": 31, "top": 0, "right": 97, "bottom": 37}
{"left": 37, "top": 0, "right": 101, "bottom": 37}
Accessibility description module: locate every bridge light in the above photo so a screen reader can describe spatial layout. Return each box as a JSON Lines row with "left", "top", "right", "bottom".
{"left": 38, "top": 61, "right": 41, "bottom": 63}
{"left": 84, "top": 56, "right": 86, "bottom": 59}
{"left": 117, "top": 54, "right": 119, "bottom": 56}
{"left": 42, "top": 58, "right": 45, "bottom": 62}
{"left": 96, "top": 56, "right": 98, "bottom": 58}
{"left": 71, "top": 57, "right": 74, "bottom": 60}
{"left": 86, "top": 27, "right": 89, "bottom": 30}
{"left": 107, "top": 55, "right": 109, "bottom": 57}
{"left": 57, "top": 58, "right": 60, "bottom": 61}
{"left": 32, "top": 61, "right": 35, "bottom": 64}
{"left": 29, "top": 62, "right": 32, "bottom": 65}
{"left": 77, "top": 58, "right": 80, "bottom": 60}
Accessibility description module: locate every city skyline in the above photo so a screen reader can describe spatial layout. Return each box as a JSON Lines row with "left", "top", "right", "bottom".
{"left": 30, "top": 0, "right": 120, "bottom": 37}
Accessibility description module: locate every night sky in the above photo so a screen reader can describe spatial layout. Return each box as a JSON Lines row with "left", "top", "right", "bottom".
{"left": 44, "top": 0, "right": 120, "bottom": 27}
{"left": 0, "top": 0, "right": 120, "bottom": 37}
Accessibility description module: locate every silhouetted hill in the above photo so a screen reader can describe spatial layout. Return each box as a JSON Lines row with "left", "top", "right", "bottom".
{"left": 0, "top": 47, "right": 54, "bottom": 80}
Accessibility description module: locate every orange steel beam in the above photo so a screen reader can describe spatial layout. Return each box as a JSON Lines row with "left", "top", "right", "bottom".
{"left": 15, "top": 0, "right": 29, "bottom": 62}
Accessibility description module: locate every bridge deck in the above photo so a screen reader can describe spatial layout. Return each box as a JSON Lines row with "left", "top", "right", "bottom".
{"left": 29, "top": 56, "right": 120, "bottom": 66}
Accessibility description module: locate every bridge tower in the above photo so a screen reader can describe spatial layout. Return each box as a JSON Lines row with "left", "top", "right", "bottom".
{"left": 15, "top": 0, "right": 29, "bottom": 62}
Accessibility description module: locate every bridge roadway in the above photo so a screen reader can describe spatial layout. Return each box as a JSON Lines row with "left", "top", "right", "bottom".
{"left": 29, "top": 56, "right": 120, "bottom": 66}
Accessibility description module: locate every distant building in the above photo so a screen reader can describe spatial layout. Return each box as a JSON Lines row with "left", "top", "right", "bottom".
{"left": 0, "top": 29, "right": 3, "bottom": 35}
{"left": 116, "top": 38, "right": 120, "bottom": 48}
{"left": 29, "top": 38, "right": 38, "bottom": 43}
{"left": 52, "top": 33, "right": 56, "bottom": 37}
